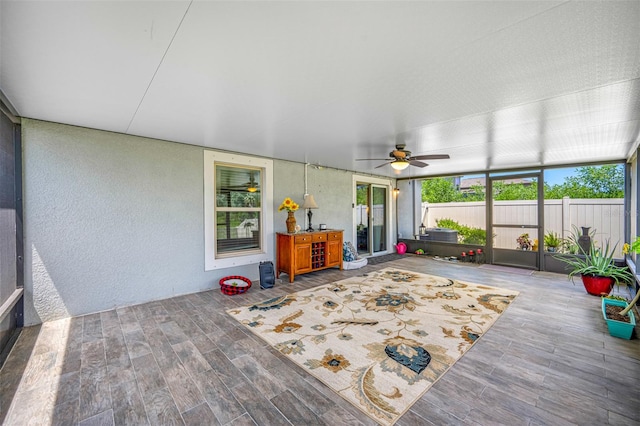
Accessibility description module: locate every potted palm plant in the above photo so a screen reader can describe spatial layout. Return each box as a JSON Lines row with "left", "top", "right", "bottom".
{"left": 544, "top": 231, "right": 561, "bottom": 252}
{"left": 556, "top": 240, "right": 634, "bottom": 296}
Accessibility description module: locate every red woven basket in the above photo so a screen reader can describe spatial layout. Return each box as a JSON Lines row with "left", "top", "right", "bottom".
{"left": 219, "top": 276, "right": 252, "bottom": 295}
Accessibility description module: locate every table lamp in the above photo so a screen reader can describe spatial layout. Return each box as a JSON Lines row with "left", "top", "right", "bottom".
{"left": 302, "top": 194, "right": 318, "bottom": 232}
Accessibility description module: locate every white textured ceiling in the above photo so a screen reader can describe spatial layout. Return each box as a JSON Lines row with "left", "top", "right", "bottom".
{"left": 2, "top": 1, "right": 640, "bottom": 178}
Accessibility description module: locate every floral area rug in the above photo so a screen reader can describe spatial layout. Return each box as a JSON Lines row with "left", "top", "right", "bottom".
{"left": 227, "top": 268, "right": 519, "bottom": 425}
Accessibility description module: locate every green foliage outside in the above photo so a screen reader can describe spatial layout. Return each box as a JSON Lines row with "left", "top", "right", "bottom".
{"left": 435, "top": 218, "right": 487, "bottom": 245}
{"left": 217, "top": 191, "right": 260, "bottom": 226}
{"left": 544, "top": 165, "right": 623, "bottom": 199}
{"left": 422, "top": 165, "right": 624, "bottom": 202}
{"left": 493, "top": 181, "right": 537, "bottom": 200}
{"left": 421, "top": 178, "right": 485, "bottom": 203}
{"left": 356, "top": 185, "right": 368, "bottom": 206}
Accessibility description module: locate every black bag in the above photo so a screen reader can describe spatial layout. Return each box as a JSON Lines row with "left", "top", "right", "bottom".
{"left": 259, "top": 261, "right": 275, "bottom": 289}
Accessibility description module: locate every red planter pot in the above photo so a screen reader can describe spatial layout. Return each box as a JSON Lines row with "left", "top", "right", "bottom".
{"left": 580, "top": 275, "right": 614, "bottom": 296}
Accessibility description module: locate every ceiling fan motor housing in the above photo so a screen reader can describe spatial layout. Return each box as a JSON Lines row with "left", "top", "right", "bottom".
{"left": 355, "top": 142, "right": 449, "bottom": 169}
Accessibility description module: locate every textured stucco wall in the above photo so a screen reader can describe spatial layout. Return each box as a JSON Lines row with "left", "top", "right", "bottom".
{"left": 272, "top": 160, "right": 306, "bottom": 234}
{"left": 22, "top": 119, "right": 394, "bottom": 325}
{"left": 272, "top": 164, "right": 354, "bottom": 237}
{"left": 22, "top": 120, "right": 257, "bottom": 324}
{"left": 397, "top": 179, "right": 421, "bottom": 240}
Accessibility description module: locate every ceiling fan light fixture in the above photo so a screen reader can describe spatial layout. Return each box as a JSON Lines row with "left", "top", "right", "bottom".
{"left": 247, "top": 186, "right": 258, "bottom": 193}
{"left": 390, "top": 160, "right": 410, "bottom": 171}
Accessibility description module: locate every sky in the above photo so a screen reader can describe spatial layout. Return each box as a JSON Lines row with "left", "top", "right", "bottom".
{"left": 462, "top": 168, "right": 573, "bottom": 186}
{"left": 460, "top": 164, "right": 622, "bottom": 187}
{"left": 544, "top": 168, "right": 574, "bottom": 186}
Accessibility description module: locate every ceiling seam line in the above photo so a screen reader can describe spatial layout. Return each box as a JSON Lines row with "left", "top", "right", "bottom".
{"left": 447, "top": 1, "right": 572, "bottom": 53}
{"left": 423, "top": 0, "right": 571, "bottom": 74}
{"left": 125, "top": 0, "right": 194, "bottom": 134}
{"left": 410, "top": 77, "right": 640, "bottom": 134}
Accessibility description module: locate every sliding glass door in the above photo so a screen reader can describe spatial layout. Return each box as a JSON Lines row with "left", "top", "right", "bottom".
{"left": 0, "top": 110, "right": 22, "bottom": 363}
{"left": 355, "top": 182, "right": 388, "bottom": 256}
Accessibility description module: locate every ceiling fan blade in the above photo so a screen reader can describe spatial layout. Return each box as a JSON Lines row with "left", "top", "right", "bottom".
{"left": 411, "top": 154, "right": 450, "bottom": 160}
{"left": 374, "top": 162, "right": 390, "bottom": 169}
{"left": 409, "top": 160, "right": 428, "bottom": 168}
{"left": 356, "top": 158, "right": 389, "bottom": 161}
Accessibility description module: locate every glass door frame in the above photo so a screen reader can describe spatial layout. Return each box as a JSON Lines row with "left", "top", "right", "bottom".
{"left": 0, "top": 108, "right": 23, "bottom": 366}
{"left": 353, "top": 175, "right": 393, "bottom": 257}
{"left": 487, "top": 171, "right": 544, "bottom": 270}
{"left": 370, "top": 184, "right": 389, "bottom": 254}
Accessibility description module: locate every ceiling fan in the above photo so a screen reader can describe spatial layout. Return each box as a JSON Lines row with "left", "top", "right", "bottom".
{"left": 226, "top": 171, "right": 260, "bottom": 192}
{"left": 356, "top": 144, "right": 450, "bottom": 170}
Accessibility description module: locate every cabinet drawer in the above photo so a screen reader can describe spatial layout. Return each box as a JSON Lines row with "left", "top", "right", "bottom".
{"left": 312, "top": 233, "right": 327, "bottom": 242}
{"left": 328, "top": 232, "right": 342, "bottom": 241}
{"left": 294, "top": 235, "right": 312, "bottom": 244}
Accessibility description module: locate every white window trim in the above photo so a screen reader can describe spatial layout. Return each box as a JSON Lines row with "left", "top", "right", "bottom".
{"left": 204, "top": 151, "right": 274, "bottom": 271}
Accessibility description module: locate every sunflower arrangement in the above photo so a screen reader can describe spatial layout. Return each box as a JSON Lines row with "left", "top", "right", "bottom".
{"left": 278, "top": 197, "right": 299, "bottom": 212}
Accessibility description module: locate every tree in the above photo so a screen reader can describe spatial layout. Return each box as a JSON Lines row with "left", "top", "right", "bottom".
{"left": 422, "top": 165, "right": 624, "bottom": 203}
{"left": 492, "top": 181, "right": 538, "bottom": 200}
{"left": 461, "top": 184, "right": 486, "bottom": 202}
{"left": 422, "top": 177, "right": 459, "bottom": 203}
{"left": 356, "top": 185, "right": 368, "bottom": 205}
{"left": 545, "top": 165, "right": 623, "bottom": 199}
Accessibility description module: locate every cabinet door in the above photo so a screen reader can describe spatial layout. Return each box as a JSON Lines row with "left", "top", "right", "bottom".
{"left": 294, "top": 243, "right": 313, "bottom": 273}
{"left": 327, "top": 239, "right": 342, "bottom": 267}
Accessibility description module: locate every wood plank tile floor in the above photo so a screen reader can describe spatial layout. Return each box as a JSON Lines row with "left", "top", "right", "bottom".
{"left": 1, "top": 256, "right": 639, "bottom": 425}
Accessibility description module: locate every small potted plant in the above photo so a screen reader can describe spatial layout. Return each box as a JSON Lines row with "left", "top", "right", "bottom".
{"left": 605, "top": 236, "right": 640, "bottom": 337}
{"left": 516, "top": 233, "right": 532, "bottom": 250}
{"left": 601, "top": 294, "right": 636, "bottom": 339}
{"left": 555, "top": 240, "right": 634, "bottom": 296}
{"left": 544, "top": 231, "right": 561, "bottom": 252}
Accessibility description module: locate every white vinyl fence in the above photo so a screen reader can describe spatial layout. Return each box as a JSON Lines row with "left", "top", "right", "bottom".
{"left": 356, "top": 204, "right": 386, "bottom": 251}
{"left": 422, "top": 197, "right": 625, "bottom": 256}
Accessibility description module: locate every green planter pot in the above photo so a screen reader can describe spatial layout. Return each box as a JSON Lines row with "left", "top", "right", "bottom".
{"left": 601, "top": 298, "right": 636, "bottom": 340}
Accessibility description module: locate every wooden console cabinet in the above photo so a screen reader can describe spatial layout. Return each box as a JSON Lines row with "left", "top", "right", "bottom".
{"left": 276, "top": 230, "right": 343, "bottom": 283}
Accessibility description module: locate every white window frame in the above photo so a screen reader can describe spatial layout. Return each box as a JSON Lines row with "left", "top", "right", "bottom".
{"left": 204, "top": 151, "right": 274, "bottom": 271}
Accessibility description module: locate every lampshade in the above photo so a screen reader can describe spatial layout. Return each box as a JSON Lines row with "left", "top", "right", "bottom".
{"left": 302, "top": 194, "right": 318, "bottom": 209}
{"left": 390, "top": 160, "right": 410, "bottom": 171}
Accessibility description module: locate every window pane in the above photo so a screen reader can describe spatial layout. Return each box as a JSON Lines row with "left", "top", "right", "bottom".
{"left": 421, "top": 175, "right": 487, "bottom": 245}
{"left": 543, "top": 164, "right": 624, "bottom": 256}
{"left": 216, "top": 211, "right": 260, "bottom": 254}
{"left": 215, "top": 165, "right": 261, "bottom": 208}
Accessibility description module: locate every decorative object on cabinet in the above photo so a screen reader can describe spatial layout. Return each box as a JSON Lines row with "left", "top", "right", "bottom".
{"left": 285, "top": 211, "right": 296, "bottom": 233}
{"left": 278, "top": 197, "right": 299, "bottom": 233}
{"left": 276, "top": 230, "right": 343, "bottom": 282}
{"left": 301, "top": 194, "right": 318, "bottom": 232}
{"left": 278, "top": 197, "right": 299, "bottom": 212}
